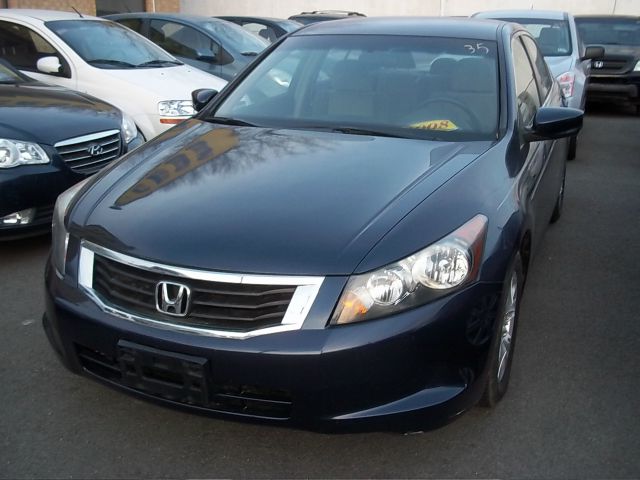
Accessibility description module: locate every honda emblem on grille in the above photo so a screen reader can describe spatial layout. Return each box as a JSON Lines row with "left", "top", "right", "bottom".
{"left": 155, "top": 281, "right": 191, "bottom": 317}
{"left": 593, "top": 61, "right": 604, "bottom": 69}
{"left": 87, "top": 143, "right": 104, "bottom": 156}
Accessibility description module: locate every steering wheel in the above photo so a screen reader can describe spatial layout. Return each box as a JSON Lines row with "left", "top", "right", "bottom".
{"left": 404, "top": 97, "right": 483, "bottom": 132}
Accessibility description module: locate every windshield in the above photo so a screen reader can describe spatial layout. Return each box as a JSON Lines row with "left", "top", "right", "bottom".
{"left": 46, "top": 20, "right": 180, "bottom": 69}
{"left": 279, "top": 20, "right": 303, "bottom": 33}
{"left": 202, "top": 20, "right": 267, "bottom": 54}
{"left": 213, "top": 35, "right": 499, "bottom": 141}
{"left": 504, "top": 19, "right": 572, "bottom": 56}
{"left": 576, "top": 18, "right": 640, "bottom": 46}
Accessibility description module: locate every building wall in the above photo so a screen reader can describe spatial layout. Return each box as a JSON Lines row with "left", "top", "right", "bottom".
{"left": 180, "top": 0, "right": 639, "bottom": 17}
{"left": 3, "top": 0, "right": 180, "bottom": 14}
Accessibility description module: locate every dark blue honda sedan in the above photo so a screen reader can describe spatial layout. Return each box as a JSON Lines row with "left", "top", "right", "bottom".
{"left": 44, "top": 18, "right": 582, "bottom": 431}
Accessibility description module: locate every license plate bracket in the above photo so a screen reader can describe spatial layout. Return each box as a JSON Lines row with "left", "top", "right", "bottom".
{"left": 116, "top": 340, "right": 209, "bottom": 406}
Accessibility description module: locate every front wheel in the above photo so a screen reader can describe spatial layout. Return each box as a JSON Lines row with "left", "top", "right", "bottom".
{"left": 479, "top": 254, "right": 524, "bottom": 407}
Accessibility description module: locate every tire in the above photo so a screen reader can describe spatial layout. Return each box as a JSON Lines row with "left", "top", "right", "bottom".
{"left": 479, "top": 253, "right": 524, "bottom": 408}
{"left": 567, "top": 135, "right": 577, "bottom": 161}
{"left": 550, "top": 165, "right": 566, "bottom": 224}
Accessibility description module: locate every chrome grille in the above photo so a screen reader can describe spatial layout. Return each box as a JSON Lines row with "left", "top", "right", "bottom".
{"left": 77, "top": 242, "right": 324, "bottom": 339}
{"left": 55, "top": 129, "right": 122, "bottom": 174}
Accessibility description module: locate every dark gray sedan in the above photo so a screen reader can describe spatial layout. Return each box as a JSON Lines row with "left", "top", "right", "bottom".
{"left": 106, "top": 13, "right": 268, "bottom": 80}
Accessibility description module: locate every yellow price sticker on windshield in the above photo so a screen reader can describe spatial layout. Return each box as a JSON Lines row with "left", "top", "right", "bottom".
{"left": 410, "top": 120, "right": 459, "bottom": 131}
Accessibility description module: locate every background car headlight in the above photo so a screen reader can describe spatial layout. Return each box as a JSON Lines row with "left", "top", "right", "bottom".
{"left": 0, "top": 139, "right": 49, "bottom": 168}
{"left": 557, "top": 72, "right": 575, "bottom": 98}
{"left": 331, "top": 214, "right": 488, "bottom": 325}
{"left": 158, "top": 100, "right": 195, "bottom": 117}
{"left": 121, "top": 113, "right": 138, "bottom": 144}
{"left": 51, "top": 177, "right": 92, "bottom": 277}
{"left": 634, "top": 60, "right": 640, "bottom": 72}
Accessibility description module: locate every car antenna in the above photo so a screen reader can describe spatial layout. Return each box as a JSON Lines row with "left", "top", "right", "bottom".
{"left": 120, "top": 0, "right": 132, "bottom": 13}
{"left": 71, "top": 6, "right": 84, "bottom": 18}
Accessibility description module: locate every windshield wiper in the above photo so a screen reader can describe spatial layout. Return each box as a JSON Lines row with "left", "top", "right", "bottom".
{"left": 137, "top": 59, "right": 183, "bottom": 67}
{"left": 87, "top": 59, "right": 137, "bottom": 68}
{"left": 241, "top": 51, "right": 259, "bottom": 56}
{"left": 207, "top": 117, "right": 258, "bottom": 127}
{"left": 330, "top": 126, "right": 407, "bottom": 138}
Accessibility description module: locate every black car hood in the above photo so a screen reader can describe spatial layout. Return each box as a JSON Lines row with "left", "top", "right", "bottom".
{"left": 76, "top": 120, "right": 491, "bottom": 275}
{"left": 0, "top": 82, "right": 121, "bottom": 145}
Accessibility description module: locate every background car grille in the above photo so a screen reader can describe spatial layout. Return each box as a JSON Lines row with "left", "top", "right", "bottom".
{"left": 55, "top": 130, "right": 122, "bottom": 174}
{"left": 593, "top": 58, "right": 632, "bottom": 73}
{"left": 92, "top": 254, "right": 298, "bottom": 332}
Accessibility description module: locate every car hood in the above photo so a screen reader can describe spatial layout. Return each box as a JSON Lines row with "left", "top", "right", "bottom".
{"left": 75, "top": 120, "right": 491, "bottom": 275}
{"left": 0, "top": 82, "right": 121, "bottom": 145}
{"left": 544, "top": 55, "right": 574, "bottom": 77}
{"left": 97, "top": 64, "right": 227, "bottom": 98}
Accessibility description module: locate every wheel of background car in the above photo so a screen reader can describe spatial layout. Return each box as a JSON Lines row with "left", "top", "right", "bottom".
{"left": 403, "top": 97, "right": 483, "bottom": 131}
{"left": 479, "top": 252, "right": 524, "bottom": 408}
{"left": 550, "top": 165, "right": 566, "bottom": 224}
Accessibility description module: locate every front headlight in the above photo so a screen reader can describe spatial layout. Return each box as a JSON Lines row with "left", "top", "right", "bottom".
{"left": 634, "top": 60, "right": 640, "bottom": 72}
{"left": 51, "top": 177, "right": 92, "bottom": 277}
{"left": 0, "top": 139, "right": 49, "bottom": 168}
{"left": 121, "top": 113, "right": 138, "bottom": 144}
{"left": 557, "top": 71, "right": 575, "bottom": 98}
{"left": 158, "top": 100, "right": 195, "bottom": 117}
{"left": 331, "top": 215, "right": 488, "bottom": 325}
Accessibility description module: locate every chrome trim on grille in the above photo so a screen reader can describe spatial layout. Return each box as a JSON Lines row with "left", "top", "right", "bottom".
{"left": 78, "top": 241, "right": 324, "bottom": 339}
{"left": 54, "top": 129, "right": 121, "bottom": 148}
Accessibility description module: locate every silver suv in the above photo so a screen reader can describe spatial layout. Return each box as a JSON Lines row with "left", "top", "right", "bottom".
{"left": 473, "top": 10, "right": 603, "bottom": 159}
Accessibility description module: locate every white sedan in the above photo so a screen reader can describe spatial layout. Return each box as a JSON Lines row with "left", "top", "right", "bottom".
{"left": 0, "top": 9, "right": 227, "bottom": 140}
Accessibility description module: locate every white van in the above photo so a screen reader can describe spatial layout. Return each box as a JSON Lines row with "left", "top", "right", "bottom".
{"left": 0, "top": 10, "right": 227, "bottom": 140}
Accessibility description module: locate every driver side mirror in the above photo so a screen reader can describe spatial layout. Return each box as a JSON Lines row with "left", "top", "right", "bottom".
{"left": 36, "top": 56, "right": 62, "bottom": 74}
{"left": 582, "top": 46, "right": 605, "bottom": 61}
{"left": 196, "top": 50, "right": 218, "bottom": 63}
{"left": 192, "top": 88, "right": 218, "bottom": 112}
{"left": 524, "top": 107, "right": 583, "bottom": 142}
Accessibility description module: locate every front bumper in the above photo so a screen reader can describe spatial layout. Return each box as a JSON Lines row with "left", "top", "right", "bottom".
{"left": 0, "top": 137, "right": 142, "bottom": 240}
{"left": 44, "top": 262, "right": 503, "bottom": 432}
{"left": 587, "top": 75, "right": 640, "bottom": 104}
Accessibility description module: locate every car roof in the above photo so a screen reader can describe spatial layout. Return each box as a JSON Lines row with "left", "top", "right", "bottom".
{"left": 108, "top": 12, "right": 226, "bottom": 25}
{"left": 294, "top": 17, "right": 508, "bottom": 41}
{"left": 218, "top": 16, "right": 290, "bottom": 23}
{"left": 474, "top": 10, "right": 569, "bottom": 21}
{"left": 574, "top": 15, "right": 640, "bottom": 20}
{"left": 0, "top": 9, "right": 106, "bottom": 22}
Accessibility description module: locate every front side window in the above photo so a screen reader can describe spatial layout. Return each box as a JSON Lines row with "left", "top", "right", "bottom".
{"left": 213, "top": 35, "right": 500, "bottom": 141}
{"left": 0, "top": 60, "right": 26, "bottom": 82}
{"left": 576, "top": 18, "right": 640, "bottom": 46}
{"left": 504, "top": 18, "right": 572, "bottom": 56}
{"left": 148, "top": 20, "right": 222, "bottom": 64}
{"left": 521, "top": 36, "right": 553, "bottom": 103}
{"left": 0, "top": 21, "right": 61, "bottom": 72}
{"left": 46, "top": 20, "right": 179, "bottom": 69}
{"left": 512, "top": 38, "right": 541, "bottom": 127}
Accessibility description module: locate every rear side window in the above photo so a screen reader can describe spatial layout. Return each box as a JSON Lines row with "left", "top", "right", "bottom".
{"left": 0, "top": 21, "right": 61, "bottom": 72}
{"left": 117, "top": 18, "right": 144, "bottom": 33}
{"left": 512, "top": 37, "right": 541, "bottom": 127}
{"left": 521, "top": 36, "right": 553, "bottom": 103}
{"left": 148, "top": 20, "right": 224, "bottom": 64}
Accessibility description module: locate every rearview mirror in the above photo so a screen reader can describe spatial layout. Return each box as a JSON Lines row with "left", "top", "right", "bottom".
{"left": 36, "top": 56, "right": 62, "bottom": 74}
{"left": 192, "top": 88, "right": 218, "bottom": 112}
{"left": 524, "top": 107, "right": 583, "bottom": 142}
{"left": 582, "top": 46, "right": 605, "bottom": 61}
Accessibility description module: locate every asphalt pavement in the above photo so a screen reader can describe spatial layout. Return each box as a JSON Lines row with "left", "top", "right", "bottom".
{"left": 1, "top": 106, "right": 639, "bottom": 479}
